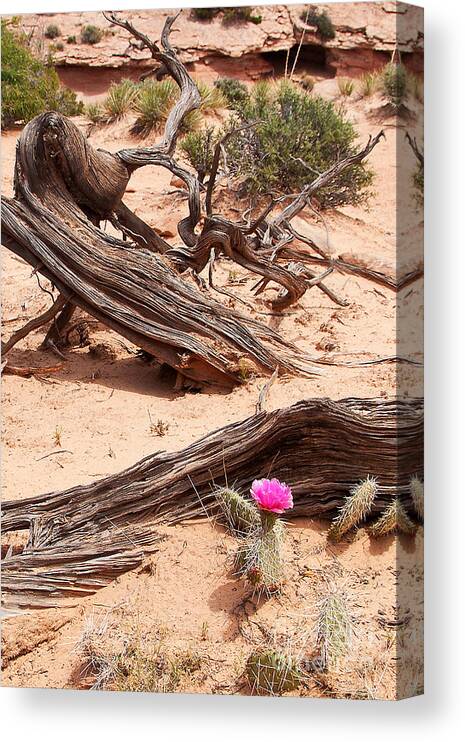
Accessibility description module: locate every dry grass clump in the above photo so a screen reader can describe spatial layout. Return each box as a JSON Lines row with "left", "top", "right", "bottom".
{"left": 214, "top": 486, "right": 260, "bottom": 535}
{"left": 316, "top": 590, "right": 353, "bottom": 670}
{"left": 338, "top": 77, "right": 355, "bottom": 97}
{"left": 409, "top": 476, "right": 424, "bottom": 520}
{"left": 328, "top": 475, "right": 378, "bottom": 541}
{"left": 102, "top": 78, "right": 138, "bottom": 122}
{"left": 246, "top": 648, "right": 302, "bottom": 695}
{"left": 369, "top": 498, "right": 417, "bottom": 537}
{"left": 359, "top": 72, "right": 378, "bottom": 97}
{"left": 75, "top": 612, "right": 201, "bottom": 692}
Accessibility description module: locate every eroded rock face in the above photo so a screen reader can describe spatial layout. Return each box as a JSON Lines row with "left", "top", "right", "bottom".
{"left": 13, "top": 3, "right": 423, "bottom": 77}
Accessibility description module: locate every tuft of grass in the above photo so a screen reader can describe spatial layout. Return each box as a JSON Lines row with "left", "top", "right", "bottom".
{"left": 67, "top": 35, "right": 76, "bottom": 44}
{"left": 222, "top": 7, "right": 262, "bottom": 25}
{"left": 131, "top": 79, "right": 177, "bottom": 136}
{"left": 316, "top": 591, "right": 353, "bottom": 670}
{"left": 195, "top": 80, "right": 227, "bottom": 112}
{"left": 246, "top": 649, "right": 302, "bottom": 694}
{"left": 369, "top": 498, "right": 417, "bottom": 537}
{"left": 85, "top": 103, "right": 105, "bottom": 124}
{"left": 328, "top": 476, "right": 378, "bottom": 541}
{"left": 147, "top": 409, "right": 169, "bottom": 437}
{"left": 53, "top": 426, "right": 62, "bottom": 447}
{"left": 359, "top": 72, "right": 378, "bottom": 97}
{"left": 382, "top": 61, "right": 407, "bottom": 108}
{"left": 81, "top": 25, "right": 103, "bottom": 45}
{"left": 300, "top": 73, "right": 315, "bottom": 92}
{"left": 409, "top": 476, "right": 424, "bottom": 520}
{"left": 102, "top": 78, "right": 138, "bottom": 122}
{"left": 338, "top": 77, "right": 355, "bottom": 97}
{"left": 214, "top": 485, "right": 260, "bottom": 535}
{"left": 191, "top": 8, "right": 221, "bottom": 21}
{"left": 45, "top": 24, "right": 60, "bottom": 40}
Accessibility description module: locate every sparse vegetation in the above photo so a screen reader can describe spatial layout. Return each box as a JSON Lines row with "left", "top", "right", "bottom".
{"left": 359, "top": 71, "right": 378, "bottom": 97}
{"left": 300, "top": 73, "right": 315, "bottom": 92}
{"left": 85, "top": 103, "right": 105, "bottom": 124}
{"left": 214, "top": 77, "right": 249, "bottom": 107}
{"left": 301, "top": 6, "right": 336, "bottom": 40}
{"left": 382, "top": 61, "right": 408, "bottom": 108}
{"left": 338, "top": 77, "right": 355, "bottom": 97}
{"left": 45, "top": 24, "right": 60, "bottom": 39}
{"left": 225, "top": 80, "right": 374, "bottom": 207}
{"left": 81, "top": 24, "right": 104, "bottom": 45}
{"left": 223, "top": 7, "right": 262, "bottom": 25}
{"left": 148, "top": 410, "right": 170, "bottom": 436}
{"left": 191, "top": 8, "right": 220, "bottom": 21}
{"left": 1, "top": 20, "right": 83, "bottom": 127}
{"left": 131, "top": 79, "right": 176, "bottom": 136}
{"left": 102, "top": 78, "right": 138, "bottom": 122}
{"left": 180, "top": 127, "right": 219, "bottom": 182}
{"left": 67, "top": 35, "right": 77, "bottom": 44}
{"left": 53, "top": 426, "right": 62, "bottom": 447}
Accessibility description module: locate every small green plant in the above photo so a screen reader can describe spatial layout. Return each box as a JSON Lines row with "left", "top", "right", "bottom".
{"left": 316, "top": 591, "right": 353, "bottom": 670}
{"left": 195, "top": 80, "right": 226, "bottom": 112}
{"left": 409, "top": 476, "right": 424, "bottom": 520}
{"left": 338, "top": 77, "right": 355, "bottom": 97}
{"left": 222, "top": 7, "right": 262, "bottom": 25}
{"left": 359, "top": 71, "right": 378, "bottom": 97}
{"left": 369, "top": 498, "right": 417, "bottom": 537}
{"left": 301, "top": 6, "right": 336, "bottom": 40}
{"left": 224, "top": 79, "right": 373, "bottom": 207}
{"left": 246, "top": 649, "right": 302, "bottom": 694}
{"left": 45, "top": 24, "right": 60, "bottom": 39}
{"left": 328, "top": 476, "right": 378, "bottom": 541}
{"left": 81, "top": 25, "right": 103, "bottom": 45}
{"left": 382, "top": 61, "right": 407, "bottom": 108}
{"left": 85, "top": 103, "right": 105, "bottom": 124}
{"left": 51, "top": 41, "right": 64, "bottom": 52}
{"left": 214, "top": 77, "right": 249, "bottom": 108}
{"left": 103, "top": 78, "right": 138, "bottom": 122}
{"left": 67, "top": 35, "right": 77, "bottom": 44}
{"left": 180, "top": 127, "right": 219, "bottom": 182}
{"left": 1, "top": 20, "right": 83, "bottom": 127}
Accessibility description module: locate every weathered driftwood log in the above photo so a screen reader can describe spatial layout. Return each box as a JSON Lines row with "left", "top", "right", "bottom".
{"left": 1, "top": 397, "right": 423, "bottom": 608}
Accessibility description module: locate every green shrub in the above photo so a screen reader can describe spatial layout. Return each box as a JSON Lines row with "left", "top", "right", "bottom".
{"left": 67, "top": 35, "right": 77, "bottom": 44}
{"left": 225, "top": 80, "right": 373, "bottom": 207}
{"left": 180, "top": 127, "right": 220, "bottom": 182}
{"left": 45, "top": 24, "right": 60, "bottom": 39}
{"left": 222, "top": 7, "right": 262, "bottom": 25}
{"left": 103, "top": 78, "right": 138, "bottom": 122}
{"left": 50, "top": 41, "right": 64, "bottom": 52}
{"left": 195, "top": 80, "right": 226, "bottom": 111}
{"left": 382, "top": 62, "right": 407, "bottom": 107}
{"left": 301, "top": 6, "right": 336, "bottom": 40}
{"left": 85, "top": 103, "right": 105, "bottom": 124}
{"left": 214, "top": 77, "right": 249, "bottom": 107}
{"left": 191, "top": 8, "right": 221, "bottom": 21}
{"left": 81, "top": 24, "right": 103, "bottom": 45}
{"left": 1, "top": 20, "right": 83, "bottom": 127}
{"left": 359, "top": 71, "right": 378, "bottom": 97}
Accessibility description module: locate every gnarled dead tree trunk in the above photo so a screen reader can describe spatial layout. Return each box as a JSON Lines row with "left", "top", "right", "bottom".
{"left": 1, "top": 397, "right": 423, "bottom": 609}
{"left": 1, "top": 12, "right": 399, "bottom": 387}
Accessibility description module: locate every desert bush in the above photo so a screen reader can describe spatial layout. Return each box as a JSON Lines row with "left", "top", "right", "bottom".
{"left": 223, "top": 7, "right": 262, "bottom": 25}
{"left": 191, "top": 8, "right": 221, "bottom": 21}
{"left": 67, "top": 35, "right": 77, "bottom": 44}
{"left": 225, "top": 80, "right": 373, "bottom": 207}
{"left": 338, "top": 77, "right": 354, "bottom": 97}
{"left": 81, "top": 24, "right": 103, "bottom": 45}
{"left": 382, "top": 61, "right": 407, "bottom": 107}
{"left": 45, "top": 24, "right": 60, "bottom": 39}
{"left": 214, "top": 77, "right": 249, "bottom": 107}
{"left": 85, "top": 103, "right": 105, "bottom": 124}
{"left": 195, "top": 80, "right": 227, "bottom": 112}
{"left": 1, "top": 20, "right": 83, "bottom": 127}
{"left": 301, "top": 6, "right": 336, "bottom": 40}
{"left": 103, "top": 78, "right": 138, "bottom": 122}
{"left": 180, "top": 127, "right": 220, "bottom": 183}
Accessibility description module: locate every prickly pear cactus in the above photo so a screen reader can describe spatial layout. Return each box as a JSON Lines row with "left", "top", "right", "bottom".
{"left": 246, "top": 649, "right": 302, "bottom": 694}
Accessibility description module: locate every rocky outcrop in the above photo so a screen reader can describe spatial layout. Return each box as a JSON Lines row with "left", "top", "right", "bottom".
{"left": 13, "top": 3, "right": 423, "bottom": 76}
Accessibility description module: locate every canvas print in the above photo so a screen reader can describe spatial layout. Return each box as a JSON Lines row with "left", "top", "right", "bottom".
{"left": 1, "top": 3, "right": 423, "bottom": 699}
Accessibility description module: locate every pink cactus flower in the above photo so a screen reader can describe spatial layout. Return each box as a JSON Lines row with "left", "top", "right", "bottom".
{"left": 250, "top": 478, "right": 293, "bottom": 514}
